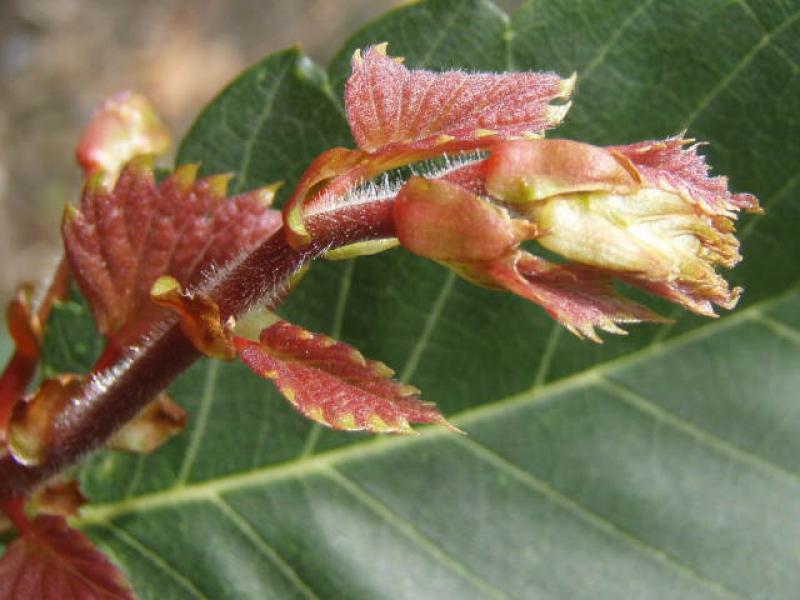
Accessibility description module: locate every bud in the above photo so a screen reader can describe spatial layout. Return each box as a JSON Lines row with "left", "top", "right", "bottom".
{"left": 393, "top": 136, "right": 761, "bottom": 340}
{"left": 76, "top": 91, "right": 171, "bottom": 187}
{"left": 486, "top": 138, "right": 757, "bottom": 316}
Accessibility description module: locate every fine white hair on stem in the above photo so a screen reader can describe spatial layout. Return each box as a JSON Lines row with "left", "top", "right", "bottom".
{"left": 307, "top": 149, "right": 489, "bottom": 218}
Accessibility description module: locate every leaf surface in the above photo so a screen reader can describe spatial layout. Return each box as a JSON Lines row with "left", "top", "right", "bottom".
{"left": 35, "top": 0, "right": 800, "bottom": 598}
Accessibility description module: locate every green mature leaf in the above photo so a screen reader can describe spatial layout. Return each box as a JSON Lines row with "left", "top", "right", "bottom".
{"left": 35, "top": 0, "right": 800, "bottom": 597}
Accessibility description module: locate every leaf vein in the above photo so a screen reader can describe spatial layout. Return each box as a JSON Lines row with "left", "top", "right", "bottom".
{"left": 324, "top": 467, "right": 511, "bottom": 600}
{"left": 399, "top": 270, "right": 456, "bottom": 383}
{"left": 599, "top": 376, "right": 800, "bottom": 486}
{"left": 232, "top": 59, "right": 293, "bottom": 194}
{"left": 681, "top": 6, "right": 800, "bottom": 129}
{"left": 580, "top": 0, "right": 657, "bottom": 81}
{"left": 175, "top": 359, "right": 220, "bottom": 486}
{"left": 212, "top": 496, "right": 321, "bottom": 600}
{"left": 750, "top": 312, "right": 800, "bottom": 347}
{"left": 102, "top": 522, "right": 208, "bottom": 599}
{"left": 453, "top": 436, "right": 746, "bottom": 600}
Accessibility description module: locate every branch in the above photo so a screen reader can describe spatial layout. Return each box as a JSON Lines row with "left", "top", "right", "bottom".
{"left": 0, "top": 199, "right": 395, "bottom": 501}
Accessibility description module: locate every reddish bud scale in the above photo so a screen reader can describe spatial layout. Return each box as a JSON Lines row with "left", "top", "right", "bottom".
{"left": 394, "top": 176, "right": 519, "bottom": 263}
{"left": 31, "top": 479, "right": 88, "bottom": 519}
{"left": 0, "top": 262, "right": 70, "bottom": 444}
{"left": 150, "top": 276, "right": 236, "bottom": 361}
{"left": 8, "top": 375, "right": 84, "bottom": 467}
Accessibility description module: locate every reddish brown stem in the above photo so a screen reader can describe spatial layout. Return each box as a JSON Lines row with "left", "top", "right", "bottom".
{"left": 0, "top": 199, "right": 395, "bottom": 501}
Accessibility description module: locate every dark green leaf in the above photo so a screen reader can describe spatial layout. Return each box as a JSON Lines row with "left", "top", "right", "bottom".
{"left": 176, "top": 48, "right": 351, "bottom": 199}
{"left": 40, "top": 0, "right": 800, "bottom": 597}
{"left": 40, "top": 284, "right": 104, "bottom": 379}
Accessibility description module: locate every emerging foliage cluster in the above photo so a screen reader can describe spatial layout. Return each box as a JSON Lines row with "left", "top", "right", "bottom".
{"left": 1, "top": 0, "right": 799, "bottom": 598}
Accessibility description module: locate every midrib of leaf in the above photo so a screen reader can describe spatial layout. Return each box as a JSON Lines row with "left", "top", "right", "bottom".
{"left": 76, "top": 280, "right": 800, "bottom": 526}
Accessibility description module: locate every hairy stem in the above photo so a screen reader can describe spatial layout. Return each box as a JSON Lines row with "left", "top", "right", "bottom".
{"left": 0, "top": 199, "right": 395, "bottom": 501}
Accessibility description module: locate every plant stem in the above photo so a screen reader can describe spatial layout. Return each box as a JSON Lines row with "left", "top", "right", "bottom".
{"left": 0, "top": 199, "right": 395, "bottom": 501}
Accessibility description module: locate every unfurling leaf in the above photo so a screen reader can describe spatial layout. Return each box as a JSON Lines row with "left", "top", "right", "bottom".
{"left": 76, "top": 90, "right": 171, "bottom": 188}
{"left": 0, "top": 515, "right": 134, "bottom": 600}
{"left": 282, "top": 43, "right": 574, "bottom": 247}
{"left": 107, "top": 393, "right": 186, "bottom": 454}
{"left": 610, "top": 136, "right": 761, "bottom": 216}
{"left": 485, "top": 253, "right": 667, "bottom": 342}
{"left": 346, "top": 44, "right": 574, "bottom": 153}
{"left": 394, "top": 136, "right": 760, "bottom": 340}
{"left": 235, "top": 320, "right": 458, "bottom": 434}
{"left": 63, "top": 159, "right": 282, "bottom": 347}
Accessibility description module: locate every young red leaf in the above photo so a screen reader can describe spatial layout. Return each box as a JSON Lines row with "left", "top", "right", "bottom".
{"left": 0, "top": 515, "right": 134, "bottom": 600}
{"left": 346, "top": 44, "right": 574, "bottom": 153}
{"left": 235, "top": 320, "right": 458, "bottom": 434}
{"left": 611, "top": 135, "right": 762, "bottom": 216}
{"left": 485, "top": 252, "right": 667, "bottom": 342}
{"left": 63, "top": 159, "right": 282, "bottom": 347}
